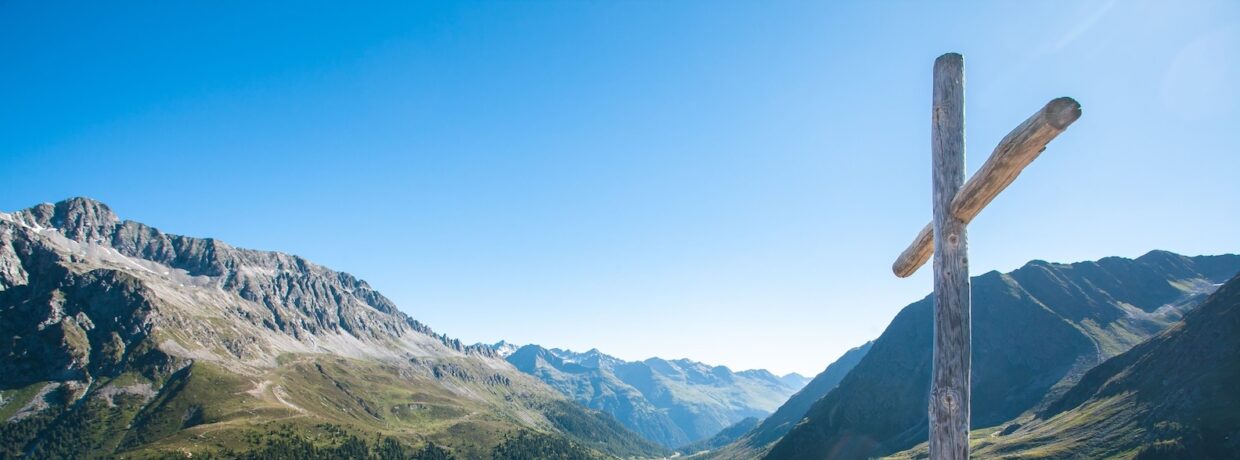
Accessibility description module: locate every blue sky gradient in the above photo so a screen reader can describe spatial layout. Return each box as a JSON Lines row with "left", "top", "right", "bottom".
{"left": 2, "top": 1, "right": 1237, "bottom": 375}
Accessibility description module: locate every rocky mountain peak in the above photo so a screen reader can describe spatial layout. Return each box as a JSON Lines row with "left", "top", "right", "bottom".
{"left": 489, "top": 340, "right": 520, "bottom": 357}
{"left": 0, "top": 198, "right": 504, "bottom": 379}
{"left": 0, "top": 199, "right": 669, "bottom": 460}
{"left": 12, "top": 197, "right": 121, "bottom": 244}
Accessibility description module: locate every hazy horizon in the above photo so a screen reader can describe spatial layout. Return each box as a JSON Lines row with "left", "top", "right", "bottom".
{"left": 3, "top": 1, "right": 1237, "bottom": 375}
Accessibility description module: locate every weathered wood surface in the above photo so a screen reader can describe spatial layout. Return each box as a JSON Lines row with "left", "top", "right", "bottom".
{"left": 928, "top": 52, "right": 970, "bottom": 460}
{"left": 892, "top": 97, "right": 1082, "bottom": 277}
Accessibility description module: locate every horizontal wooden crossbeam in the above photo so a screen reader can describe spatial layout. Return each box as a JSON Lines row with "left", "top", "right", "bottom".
{"left": 892, "top": 97, "right": 1081, "bottom": 278}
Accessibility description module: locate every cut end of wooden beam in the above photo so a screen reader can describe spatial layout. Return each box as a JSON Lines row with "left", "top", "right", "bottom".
{"left": 1046, "top": 97, "right": 1082, "bottom": 130}
{"left": 893, "top": 259, "right": 910, "bottom": 278}
{"left": 893, "top": 260, "right": 918, "bottom": 278}
{"left": 935, "top": 53, "right": 964, "bottom": 73}
{"left": 936, "top": 52, "right": 963, "bottom": 64}
{"left": 893, "top": 224, "right": 935, "bottom": 278}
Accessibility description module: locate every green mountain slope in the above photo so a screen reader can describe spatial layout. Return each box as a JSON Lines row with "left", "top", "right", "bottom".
{"left": 763, "top": 251, "right": 1239, "bottom": 460}
{"left": 965, "top": 271, "right": 1240, "bottom": 458}
{"left": 0, "top": 198, "right": 666, "bottom": 459}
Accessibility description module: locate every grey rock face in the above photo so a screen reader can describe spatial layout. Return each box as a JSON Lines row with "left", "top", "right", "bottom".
{"left": 1, "top": 197, "right": 494, "bottom": 371}
{"left": 0, "top": 197, "right": 530, "bottom": 406}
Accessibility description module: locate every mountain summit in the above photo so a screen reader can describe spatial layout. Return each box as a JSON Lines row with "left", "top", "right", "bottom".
{"left": 0, "top": 198, "right": 665, "bottom": 459}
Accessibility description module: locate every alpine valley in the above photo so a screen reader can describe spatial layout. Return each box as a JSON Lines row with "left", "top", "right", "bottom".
{"left": 1, "top": 198, "right": 1238, "bottom": 460}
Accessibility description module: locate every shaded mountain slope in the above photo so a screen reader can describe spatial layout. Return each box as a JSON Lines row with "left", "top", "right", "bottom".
{"left": 0, "top": 198, "right": 666, "bottom": 459}
{"left": 503, "top": 344, "right": 809, "bottom": 448}
{"left": 707, "top": 341, "right": 873, "bottom": 459}
{"left": 678, "top": 416, "right": 761, "bottom": 456}
{"left": 965, "top": 271, "right": 1240, "bottom": 458}
{"left": 763, "top": 251, "right": 1239, "bottom": 460}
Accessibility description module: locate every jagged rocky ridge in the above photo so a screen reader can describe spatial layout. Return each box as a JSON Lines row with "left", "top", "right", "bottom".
{"left": 2, "top": 197, "right": 493, "bottom": 363}
{"left": 762, "top": 251, "right": 1240, "bottom": 460}
{"left": 497, "top": 344, "right": 810, "bottom": 449}
{"left": 0, "top": 198, "right": 666, "bottom": 459}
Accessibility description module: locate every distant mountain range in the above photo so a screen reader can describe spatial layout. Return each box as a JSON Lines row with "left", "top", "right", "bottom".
{"left": 491, "top": 343, "right": 809, "bottom": 448}
{"left": 0, "top": 198, "right": 666, "bottom": 459}
{"left": 3, "top": 197, "right": 1237, "bottom": 459}
{"left": 759, "top": 250, "right": 1240, "bottom": 460}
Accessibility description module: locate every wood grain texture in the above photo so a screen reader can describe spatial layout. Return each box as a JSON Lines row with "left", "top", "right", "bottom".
{"left": 928, "top": 52, "right": 970, "bottom": 460}
{"left": 892, "top": 97, "right": 1082, "bottom": 277}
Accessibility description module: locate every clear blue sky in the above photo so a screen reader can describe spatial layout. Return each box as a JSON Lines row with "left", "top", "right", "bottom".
{"left": 2, "top": 1, "right": 1237, "bottom": 375}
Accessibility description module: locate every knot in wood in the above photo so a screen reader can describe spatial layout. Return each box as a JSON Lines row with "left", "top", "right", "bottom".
{"left": 947, "top": 233, "right": 959, "bottom": 247}
{"left": 934, "top": 388, "right": 961, "bottom": 414}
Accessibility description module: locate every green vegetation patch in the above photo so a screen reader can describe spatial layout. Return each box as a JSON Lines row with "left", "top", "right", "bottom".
{"left": 0, "top": 381, "right": 55, "bottom": 421}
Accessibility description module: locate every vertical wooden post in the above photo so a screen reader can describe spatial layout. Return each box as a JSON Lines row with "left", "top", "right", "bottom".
{"left": 929, "top": 52, "right": 970, "bottom": 460}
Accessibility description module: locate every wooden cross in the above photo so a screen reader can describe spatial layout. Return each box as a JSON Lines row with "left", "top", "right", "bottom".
{"left": 890, "top": 53, "right": 1081, "bottom": 459}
